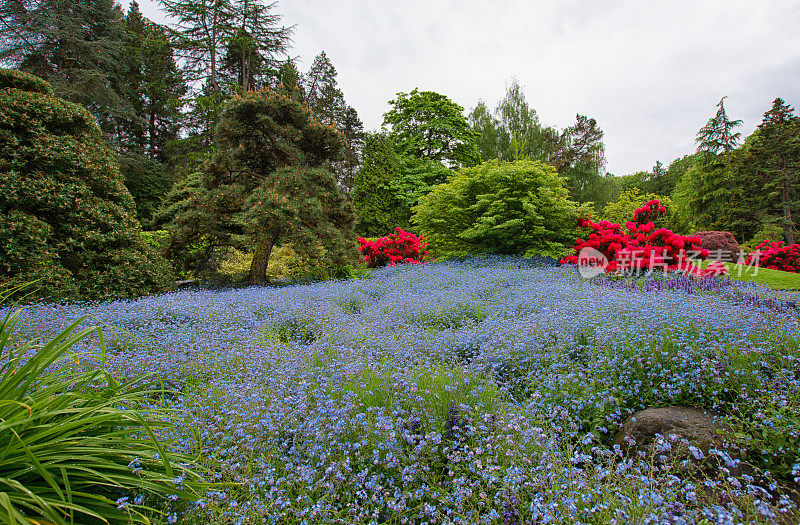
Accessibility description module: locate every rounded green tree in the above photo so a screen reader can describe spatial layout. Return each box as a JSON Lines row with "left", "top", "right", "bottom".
{"left": 413, "top": 160, "right": 588, "bottom": 258}
{"left": 0, "top": 69, "right": 172, "bottom": 301}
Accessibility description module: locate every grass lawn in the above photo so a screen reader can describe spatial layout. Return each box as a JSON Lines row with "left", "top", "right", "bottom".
{"left": 701, "top": 259, "right": 800, "bottom": 289}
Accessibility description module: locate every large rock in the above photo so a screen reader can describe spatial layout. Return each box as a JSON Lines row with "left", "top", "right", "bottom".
{"left": 694, "top": 231, "right": 741, "bottom": 262}
{"left": 614, "top": 406, "right": 730, "bottom": 469}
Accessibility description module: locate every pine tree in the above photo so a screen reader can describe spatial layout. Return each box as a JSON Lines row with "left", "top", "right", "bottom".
{"left": 337, "top": 106, "right": 365, "bottom": 196}
{"left": 303, "top": 52, "right": 345, "bottom": 123}
{"left": 553, "top": 114, "right": 605, "bottom": 175}
{"left": 301, "top": 52, "right": 364, "bottom": 195}
{"left": 174, "top": 88, "right": 356, "bottom": 284}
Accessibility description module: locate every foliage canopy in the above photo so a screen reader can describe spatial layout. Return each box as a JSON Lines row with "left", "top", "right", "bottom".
{"left": 413, "top": 160, "right": 588, "bottom": 258}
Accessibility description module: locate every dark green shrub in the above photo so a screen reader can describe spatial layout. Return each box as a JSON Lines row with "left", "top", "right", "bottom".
{"left": 119, "top": 153, "right": 173, "bottom": 225}
{"left": 0, "top": 69, "right": 172, "bottom": 302}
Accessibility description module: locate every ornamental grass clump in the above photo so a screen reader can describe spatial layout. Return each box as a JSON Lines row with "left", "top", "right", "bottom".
{"left": 0, "top": 291, "right": 199, "bottom": 524}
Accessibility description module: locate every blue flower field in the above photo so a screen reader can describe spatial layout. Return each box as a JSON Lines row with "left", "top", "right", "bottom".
{"left": 10, "top": 258, "right": 800, "bottom": 524}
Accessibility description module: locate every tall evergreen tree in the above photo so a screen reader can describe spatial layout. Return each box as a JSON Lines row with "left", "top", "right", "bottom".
{"left": 120, "top": 1, "right": 186, "bottom": 162}
{"left": 173, "top": 88, "right": 355, "bottom": 284}
{"left": 747, "top": 98, "right": 800, "bottom": 244}
{"left": 352, "top": 133, "right": 408, "bottom": 236}
{"left": 159, "top": 0, "right": 234, "bottom": 94}
{"left": 0, "top": 0, "right": 128, "bottom": 137}
{"left": 221, "top": 0, "right": 291, "bottom": 92}
{"left": 300, "top": 51, "right": 364, "bottom": 194}
{"left": 303, "top": 51, "right": 345, "bottom": 124}
{"left": 696, "top": 96, "right": 743, "bottom": 165}
{"left": 337, "top": 106, "right": 365, "bottom": 196}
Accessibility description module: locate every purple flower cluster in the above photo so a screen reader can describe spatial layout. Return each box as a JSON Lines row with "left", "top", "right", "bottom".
{"left": 6, "top": 256, "right": 800, "bottom": 523}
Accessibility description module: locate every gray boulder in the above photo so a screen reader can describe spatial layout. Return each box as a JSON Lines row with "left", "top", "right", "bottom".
{"left": 614, "top": 406, "right": 730, "bottom": 470}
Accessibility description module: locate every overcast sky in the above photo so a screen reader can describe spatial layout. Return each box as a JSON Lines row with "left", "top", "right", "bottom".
{"left": 139, "top": 0, "right": 800, "bottom": 176}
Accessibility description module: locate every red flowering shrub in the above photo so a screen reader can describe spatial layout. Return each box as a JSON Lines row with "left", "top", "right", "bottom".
{"left": 357, "top": 228, "right": 429, "bottom": 268}
{"left": 561, "top": 199, "right": 727, "bottom": 278}
{"left": 744, "top": 240, "right": 800, "bottom": 273}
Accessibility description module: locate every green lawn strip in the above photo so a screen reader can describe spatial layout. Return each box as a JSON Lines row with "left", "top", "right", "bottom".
{"left": 701, "top": 259, "right": 800, "bottom": 290}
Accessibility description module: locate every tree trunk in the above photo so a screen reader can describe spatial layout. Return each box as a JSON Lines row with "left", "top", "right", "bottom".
{"left": 148, "top": 110, "right": 156, "bottom": 159}
{"left": 782, "top": 177, "right": 794, "bottom": 245}
{"left": 249, "top": 233, "right": 277, "bottom": 285}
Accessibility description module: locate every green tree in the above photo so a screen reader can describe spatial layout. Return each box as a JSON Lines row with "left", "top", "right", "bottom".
{"left": 678, "top": 98, "right": 745, "bottom": 234}
{"left": 152, "top": 170, "right": 205, "bottom": 230}
{"left": 744, "top": 98, "right": 800, "bottom": 244}
{"left": 468, "top": 79, "right": 560, "bottom": 163}
{"left": 337, "top": 106, "right": 365, "bottom": 196}
{"left": 413, "top": 160, "right": 588, "bottom": 258}
{"left": 383, "top": 88, "right": 480, "bottom": 169}
{"left": 602, "top": 188, "right": 675, "bottom": 229}
{"left": 469, "top": 100, "right": 502, "bottom": 161}
{"left": 352, "top": 133, "right": 408, "bottom": 236}
{"left": 221, "top": 0, "right": 291, "bottom": 92}
{"left": 553, "top": 114, "right": 605, "bottom": 175}
{"left": 0, "top": 0, "right": 128, "bottom": 136}
{"left": 301, "top": 51, "right": 364, "bottom": 195}
{"left": 0, "top": 69, "right": 171, "bottom": 300}
{"left": 672, "top": 159, "right": 735, "bottom": 233}
{"left": 303, "top": 51, "right": 345, "bottom": 124}
{"left": 159, "top": 0, "right": 234, "bottom": 94}
{"left": 696, "top": 96, "right": 743, "bottom": 165}
{"left": 118, "top": 154, "right": 172, "bottom": 224}
{"left": 173, "top": 88, "right": 356, "bottom": 284}
{"left": 121, "top": 3, "right": 187, "bottom": 163}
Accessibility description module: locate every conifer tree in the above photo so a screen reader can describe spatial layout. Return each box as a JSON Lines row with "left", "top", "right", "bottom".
{"left": 353, "top": 133, "right": 408, "bottom": 236}
{"left": 748, "top": 98, "right": 800, "bottom": 244}
{"left": 173, "top": 88, "right": 356, "bottom": 284}
{"left": 696, "top": 96, "right": 743, "bottom": 165}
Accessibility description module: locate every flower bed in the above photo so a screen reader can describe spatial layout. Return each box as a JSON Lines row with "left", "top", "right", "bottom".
{"left": 561, "top": 199, "right": 727, "bottom": 278}
{"left": 746, "top": 240, "right": 800, "bottom": 273}
{"left": 9, "top": 257, "right": 800, "bottom": 523}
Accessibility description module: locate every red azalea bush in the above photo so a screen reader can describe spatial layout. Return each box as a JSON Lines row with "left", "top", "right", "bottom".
{"left": 357, "top": 227, "right": 429, "bottom": 268}
{"left": 561, "top": 199, "right": 728, "bottom": 278}
{"left": 745, "top": 240, "right": 800, "bottom": 273}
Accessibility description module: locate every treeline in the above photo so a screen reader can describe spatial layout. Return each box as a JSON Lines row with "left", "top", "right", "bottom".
{"left": 0, "top": 0, "right": 797, "bottom": 302}
{"left": 0, "top": 0, "right": 363, "bottom": 222}
{"left": 355, "top": 80, "right": 799, "bottom": 250}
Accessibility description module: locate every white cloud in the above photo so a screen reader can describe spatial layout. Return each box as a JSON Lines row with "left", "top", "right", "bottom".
{"left": 138, "top": 0, "right": 800, "bottom": 175}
